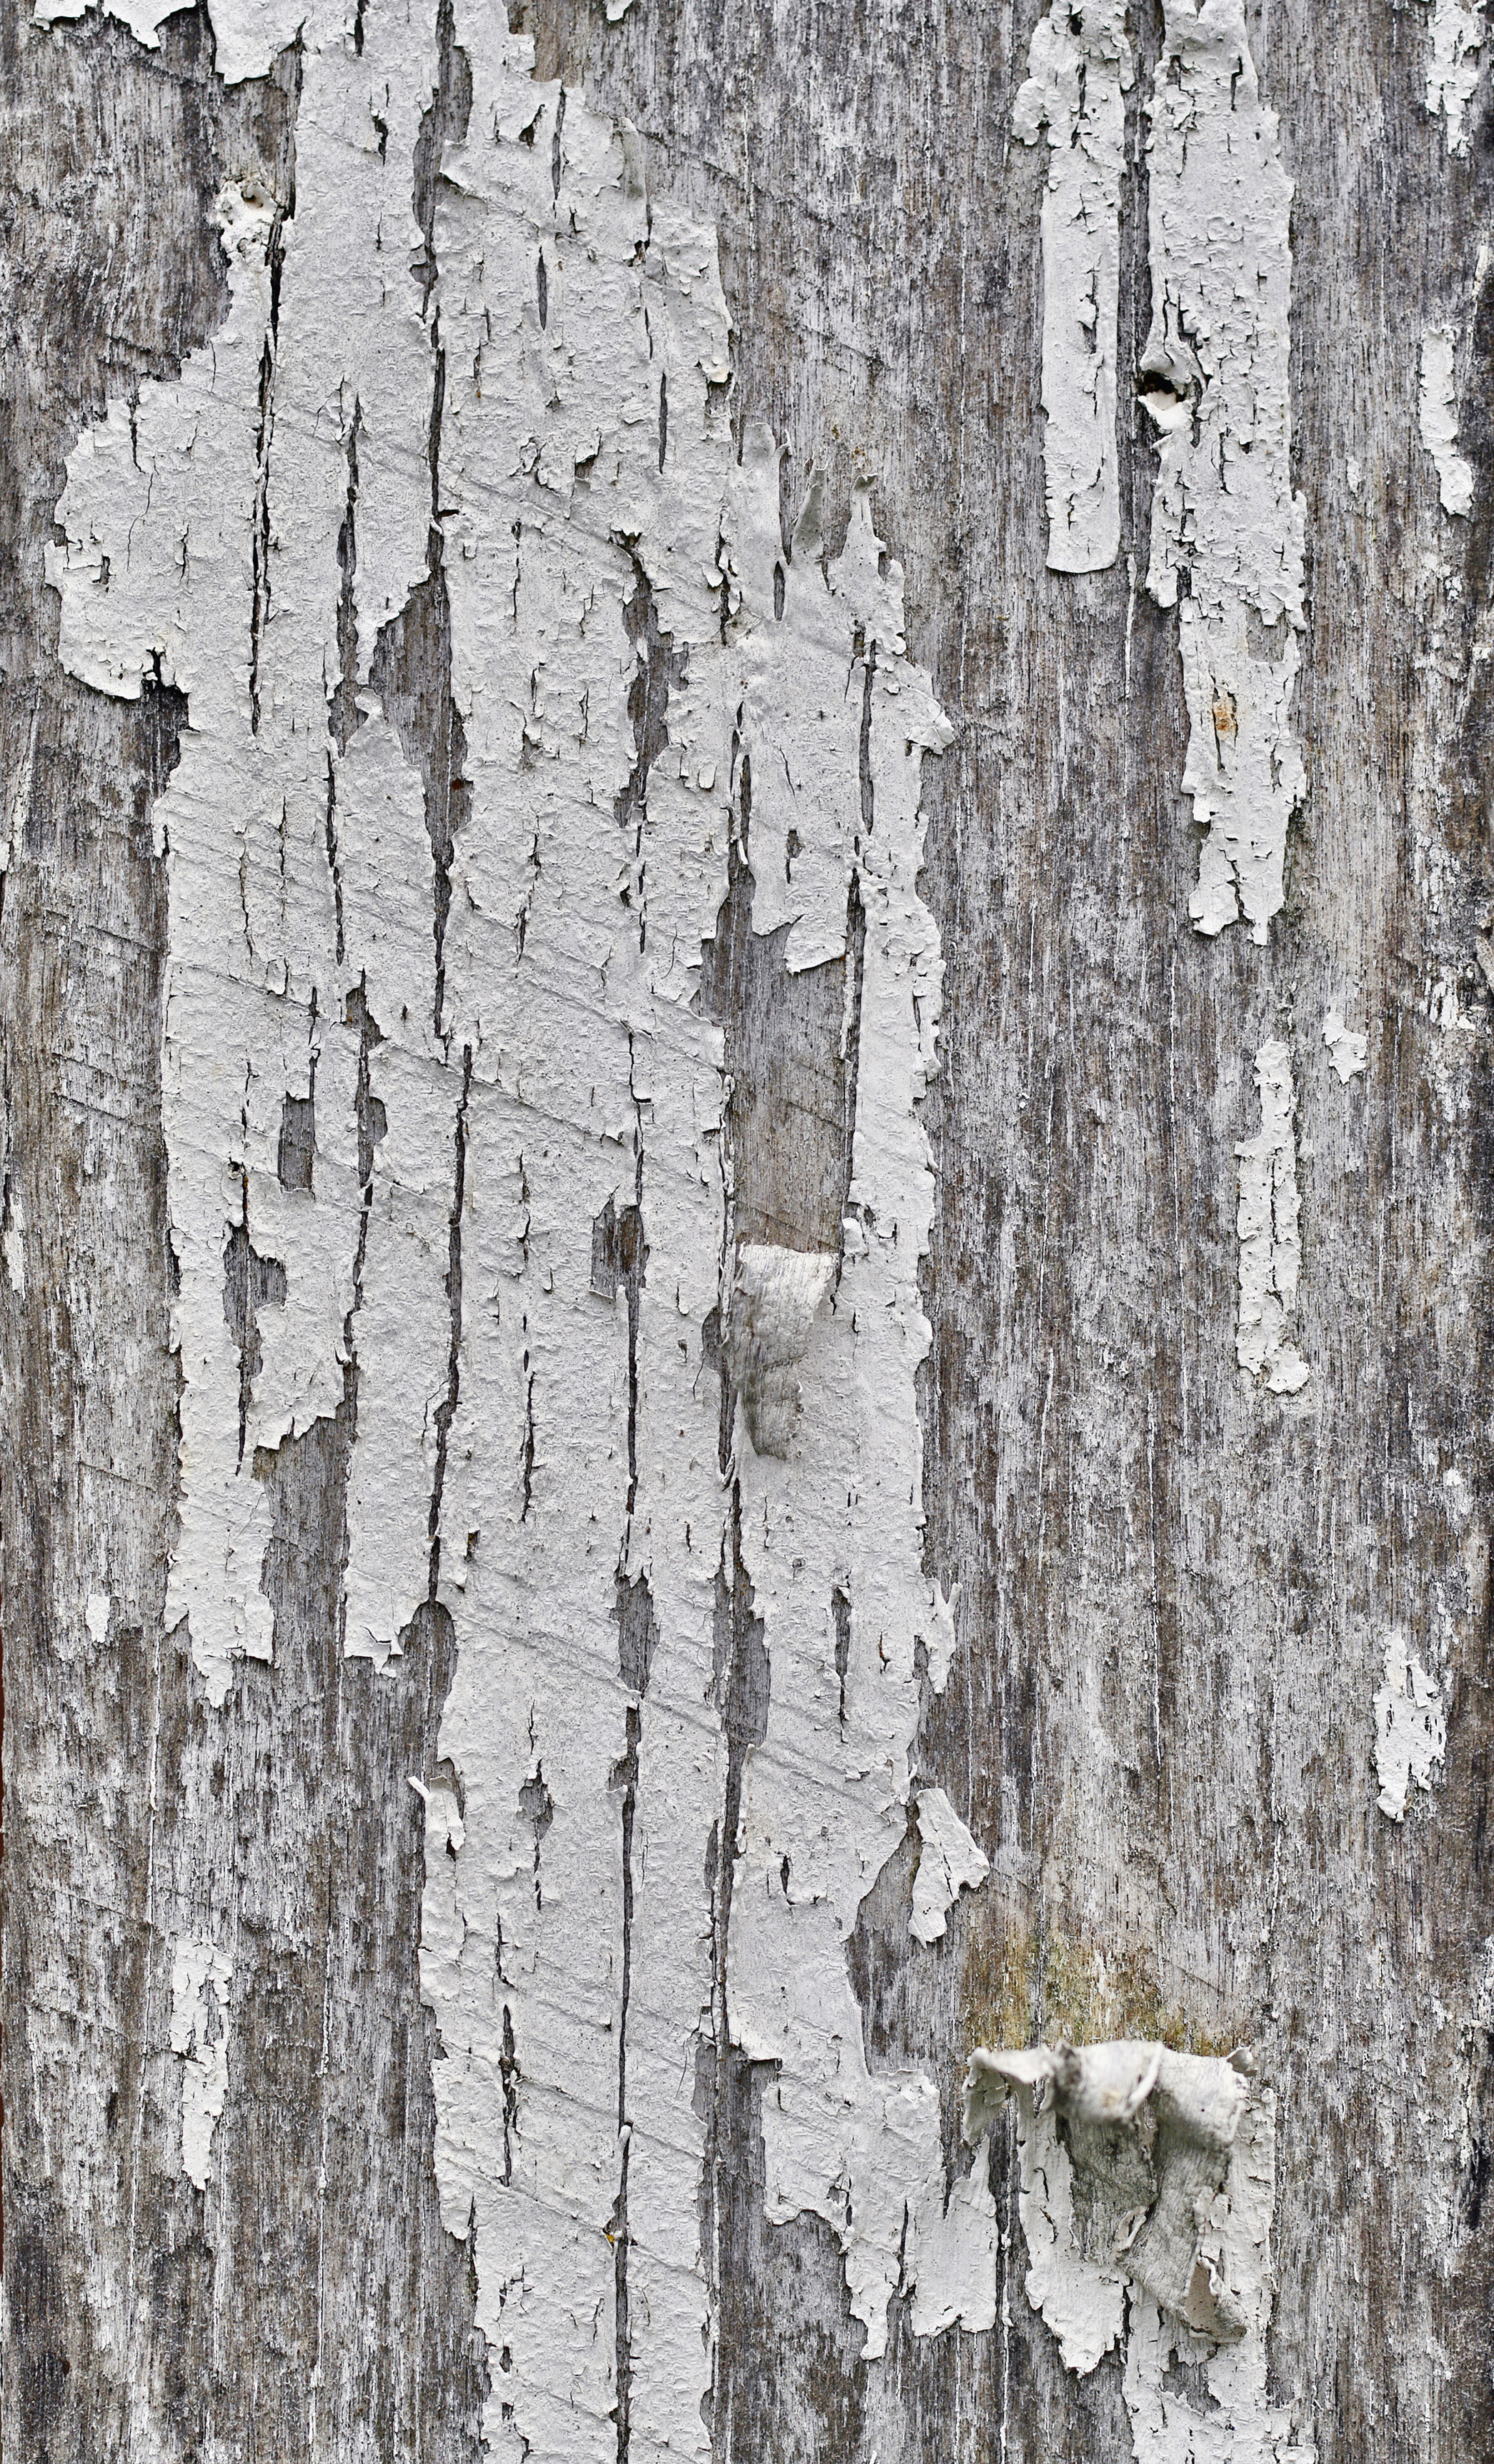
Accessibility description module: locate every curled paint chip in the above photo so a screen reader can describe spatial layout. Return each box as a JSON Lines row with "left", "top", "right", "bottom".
{"left": 963, "top": 2036, "right": 1255, "bottom": 2348}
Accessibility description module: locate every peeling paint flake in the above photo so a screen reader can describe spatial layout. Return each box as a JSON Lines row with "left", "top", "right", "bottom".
{"left": 1142, "top": 0, "right": 1306, "bottom": 943}
{"left": 909, "top": 1783, "right": 989, "bottom": 1945}
{"left": 1419, "top": 326, "right": 1475, "bottom": 516}
{"left": 1016, "top": 0, "right": 1133, "bottom": 572}
{"left": 1323, "top": 1008, "right": 1369, "bottom": 1083}
{"left": 1374, "top": 1630, "right": 1447, "bottom": 1821}
{"left": 169, "top": 1937, "right": 235, "bottom": 2190}
{"left": 964, "top": 2040, "right": 1313, "bottom": 2458}
{"left": 1425, "top": 0, "right": 1488, "bottom": 154}
{"left": 47, "top": 7, "right": 438, "bottom": 1706}
{"left": 1235, "top": 1039, "right": 1309, "bottom": 1396}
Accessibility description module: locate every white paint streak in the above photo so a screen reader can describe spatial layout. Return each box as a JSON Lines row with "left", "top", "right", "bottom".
{"left": 1420, "top": 326, "right": 1475, "bottom": 516}
{"left": 4, "top": 1190, "right": 25, "bottom": 1296}
{"left": 1425, "top": 0, "right": 1488, "bottom": 154}
{"left": 1015, "top": 0, "right": 1133, "bottom": 572}
{"left": 1142, "top": 0, "right": 1306, "bottom": 943}
{"left": 1374, "top": 1630, "right": 1447, "bottom": 1820}
{"left": 723, "top": 475, "right": 955, "bottom": 2366}
{"left": 1323, "top": 1009, "right": 1368, "bottom": 1083}
{"left": 169, "top": 1937, "right": 235, "bottom": 2190}
{"left": 1235, "top": 1040, "right": 1309, "bottom": 1396}
{"left": 909, "top": 1783, "right": 990, "bottom": 1944}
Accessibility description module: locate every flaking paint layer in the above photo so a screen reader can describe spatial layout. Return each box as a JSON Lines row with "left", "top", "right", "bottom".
{"left": 1141, "top": 0, "right": 1306, "bottom": 944}
{"left": 45, "top": 1, "right": 984, "bottom": 2438}
{"left": 1015, "top": 0, "right": 1133, "bottom": 574}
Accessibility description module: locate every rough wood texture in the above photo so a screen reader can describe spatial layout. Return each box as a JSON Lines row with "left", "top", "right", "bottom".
{"left": 4, "top": 1, "right": 1492, "bottom": 2458}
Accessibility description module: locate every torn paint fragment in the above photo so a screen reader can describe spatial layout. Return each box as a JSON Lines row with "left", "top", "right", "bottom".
{"left": 909, "top": 1784, "right": 990, "bottom": 1944}
{"left": 1374, "top": 1630, "right": 1447, "bottom": 1820}
{"left": 906, "top": 2133, "right": 998, "bottom": 2338}
{"left": 169, "top": 1938, "right": 235, "bottom": 2190}
{"left": 727, "top": 1243, "right": 836, "bottom": 1457}
{"left": 1142, "top": 0, "right": 1307, "bottom": 943}
{"left": 1122, "top": 2090, "right": 1315, "bottom": 2463}
{"left": 1235, "top": 1041, "right": 1310, "bottom": 1396}
{"left": 34, "top": 0, "right": 304, "bottom": 81}
{"left": 1014, "top": 0, "right": 1133, "bottom": 572}
{"left": 1323, "top": 1010, "right": 1369, "bottom": 1083}
{"left": 1419, "top": 327, "right": 1475, "bottom": 516}
{"left": 1425, "top": 0, "right": 1488, "bottom": 154}
{"left": 964, "top": 2039, "right": 1259, "bottom": 2354}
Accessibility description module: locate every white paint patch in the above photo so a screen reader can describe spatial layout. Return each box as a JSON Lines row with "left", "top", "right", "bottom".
{"left": 1323, "top": 1009, "right": 1368, "bottom": 1083}
{"left": 1015, "top": 0, "right": 1133, "bottom": 572}
{"left": 723, "top": 471, "right": 955, "bottom": 2365}
{"left": 964, "top": 2040, "right": 1313, "bottom": 2456}
{"left": 169, "top": 1937, "right": 235, "bottom": 2190}
{"left": 1420, "top": 327, "right": 1475, "bottom": 516}
{"left": 34, "top": 0, "right": 298, "bottom": 81}
{"left": 1235, "top": 1040, "right": 1310, "bottom": 1396}
{"left": 47, "top": 8, "right": 438, "bottom": 1706}
{"left": 1374, "top": 1630, "right": 1447, "bottom": 1820}
{"left": 905, "top": 2134, "right": 999, "bottom": 2339}
{"left": 1425, "top": 0, "right": 1488, "bottom": 154}
{"left": 85, "top": 1590, "right": 111, "bottom": 1643}
{"left": 1122, "top": 2094, "right": 1316, "bottom": 2462}
{"left": 3, "top": 1190, "right": 25, "bottom": 1296}
{"left": 1013, "top": 2091, "right": 1128, "bottom": 2371}
{"left": 909, "top": 1783, "right": 990, "bottom": 1944}
{"left": 1142, "top": 0, "right": 1306, "bottom": 944}
{"left": 49, "top": 1, "right": 961, "bottom": 2425}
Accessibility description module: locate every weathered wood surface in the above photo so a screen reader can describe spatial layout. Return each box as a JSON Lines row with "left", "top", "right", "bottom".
{"left": 3, "top": 1, "right": 1492, "bottom": 2459}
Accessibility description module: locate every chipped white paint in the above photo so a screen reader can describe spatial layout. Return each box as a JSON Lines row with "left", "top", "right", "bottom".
{"left": 1323, "top": 1008, "right": 1369, "bottom": 1083}
{"left": 34, "top": 0, "right": 294, "bottom": 80}
{"left": 1015, "top": 0, "right": 1133, "bottom": 572}
{"left": 1123, "top": 2094, "right": 1316, "bottom": 2462}
{"left": 84, "top": 1590, "right": 110, "bottom": 1643}
{"left": 1142, "top": 0, "right": 1306, "bottom": 943}
{"left": 1006, "top": 2087, "right": 1128, "bottom": 2373}
{"left": 965, "top": 2041, "right": 1313, "bottom": 2458}
{"left": 723, "top": 464, "right": 955, "bottom": 2368}
{"left": 47, "top": 6, "right": 437, "bottom": 1706}
{"left": 1425, "top": 0, "right": 1488, "bottom": 154}
{"left": 1235, "top": 1040, "right": 1309, "bottom": 1396}
{"left": 3, "top": 1188, "right": 25, "bottom": 1296}
{"left": 1374, "top": 1630, "right": 1447, "bottom": 1820}
{"left": 48, "top": 0, "right": 962, "bottom": 2421}
{"left": 905, "top": 2134, "right": 998, "bottom": 2340}
{"left": 169, "top": 1938, "right": 235, "bottom": 2190}
{"left": 1420, "top": 327, "right": 1475, "bottom": 516}
{"left": 909, "top": 1783, "right": 990, "bottom": 1945}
